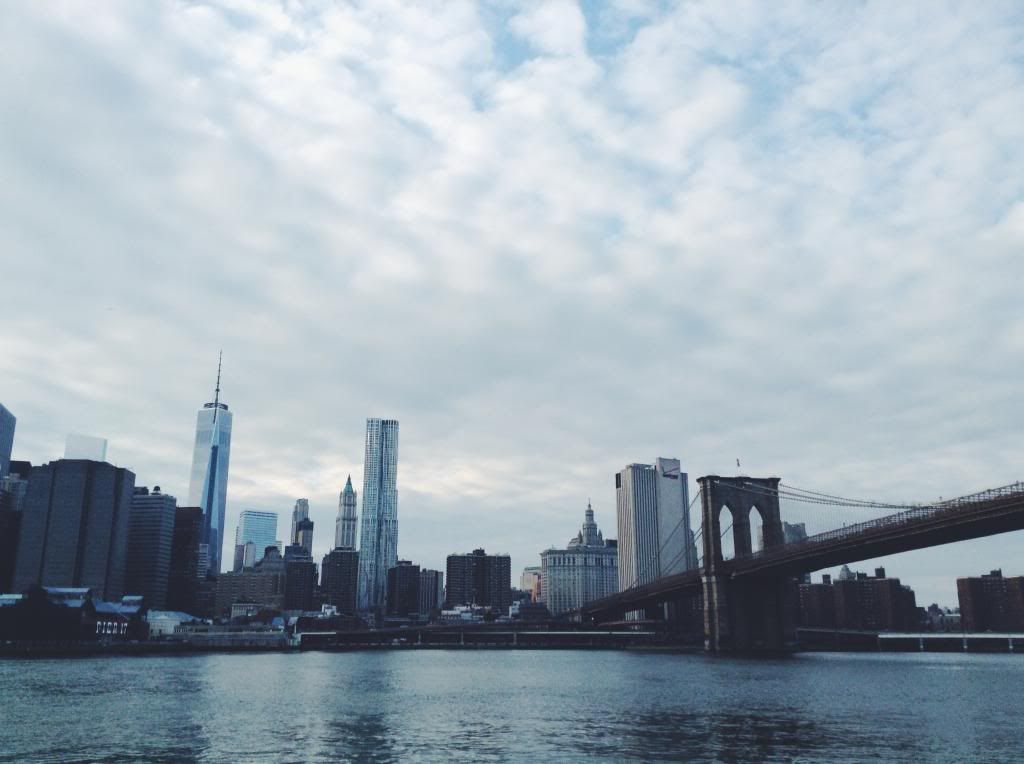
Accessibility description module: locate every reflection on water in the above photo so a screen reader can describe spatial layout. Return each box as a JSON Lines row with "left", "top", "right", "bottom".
{"left": 0, "top": 651, "right": 1020, "bottom": 763}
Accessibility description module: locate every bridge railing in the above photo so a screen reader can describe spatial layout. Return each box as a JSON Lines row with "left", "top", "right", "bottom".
{"left": 741, "top": 481, "right": 1024, "bottom": 565}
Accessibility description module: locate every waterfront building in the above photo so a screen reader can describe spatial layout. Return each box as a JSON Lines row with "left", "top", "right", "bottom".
{"left": 186, "top": 356, "right": 233, "bottom": 575}
{"left": 214, "top": 546, "right": 287, "bottom": 617}
{"left": 799, "top": 567, "right": 919, "bottom": 631}
{"left": 615, "top": 458, "right": 697, "bottom": 591}
{"left": 419, "top": 569, "right": 444, "bottom": 616}
{"left": 233, "top": 510, "right": 278, "bottom": 572}
{"left": 540, "top": 502, "right": 618, "bottom": 616}
{"left": 0, "top": 403, "right": 14, "bottom": 479}
{"left": 13, "top": 459, "right": 135, "bottom": 601}
{"left": 957, "top": 569, "right": 1024, "bottom": 632}
{"left": 291, "top": 498, "right": 309, "bottom": 545}
{"left": 294, "top": 517, "right": 314, "bottom": 556}
{"left": 357, "top": 418, "right": 400, "bottom": 612}
{"left": 445, "top": 548, "right": 512, "bottom": 613}
{"left": 124, "top": 486, "right": 177, "bottom": 609}
{"left": 166, "top": 506, "right": 204, "bottom": 614}
{"left": 520, "top": 566, "right": 542, "bottom": 602}
{"left": 321, "top": 547, "right": 359, "bottom": 614}
{"left": 64, "top": 433, "right": 108, "bottom": 461}
{"left": 335, "top": 476, "right": 357, "bottom": 549}
{"left": 386, "top": 560, "right": 420, "bottom": 617}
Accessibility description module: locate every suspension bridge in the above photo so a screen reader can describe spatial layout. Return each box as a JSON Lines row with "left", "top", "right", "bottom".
{"left": 578, "top": 475, "right": 1024, "bottom": 652}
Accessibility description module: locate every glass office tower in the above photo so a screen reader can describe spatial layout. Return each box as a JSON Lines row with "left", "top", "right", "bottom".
{"left": 234, "top": 510, "right": 278, "bottom": 570}
{"left": 186, "top": 359, "right": 233, "bottom": 575}
{"left": 356, "top": 418, "right": 399, "bottom": 612}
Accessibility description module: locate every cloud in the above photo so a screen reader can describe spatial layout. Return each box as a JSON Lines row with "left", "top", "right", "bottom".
{"left": 2, "top": 1, "right": 1023, "bottom": 605}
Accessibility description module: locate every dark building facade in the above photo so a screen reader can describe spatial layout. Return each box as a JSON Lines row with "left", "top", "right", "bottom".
{"left": 13, "top": 460, "right": 135, "bottom": 601}
{"left": 285, "top": 557, "right": 318, "bottom": 611}
{"left": 386, "top": 560, "right": 420, "bottom": 616}
{"left": 294, "top": 517, "right": 314, "bottom": 556}
{"left": 0, "top": 507, "right": 21, "bottom": 593}
{"left": 215, "top": 547, "right": 287, "bottom": 616}
{"left": 445, "top": 548, "right": 512, "bottom": 613}
{"left": 167, "top": 506, "right": 205, "bottom": 614}
{"left": 321, "top": 548, "right": 359, "bottom": 615}
{"left": 958, "top": 569, "right": 1024, "bottom": 632}
{"left": 419, "top": 569, "right": 444, "bottom": 616}
{"left": 124, "top": 486, "right": 177, "bottom": 609}
{"left": 799, "top": 567, "right": 919, "bottom": 631}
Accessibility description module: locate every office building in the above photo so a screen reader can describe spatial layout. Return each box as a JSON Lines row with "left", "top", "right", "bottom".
{"left": 13, "top": 459, "right": 135, "bottom": 600}
{"left": 0, "top": 403, "right": 14, "bottom": 479}
{"left": 64, "top": 433, "right": 109, "bottom": 461}
{"left": 958, "top": 569, "right": 1024, "bottom": 632}
{"left": 124, "top": 486, "right": 177, "bottom": 609}
{"left": 186, "top": 356, "right": 233, "bottom": 575}
{"left": 386, "top": 560, "right": 420, "bottom": 617}
{"left": 419, "top": 569, "right": 444, "bottom": 616}
{"left": 214, "top": 547, "right": 287, "bottom": 616}
{"left": 615, "top": 458, "right": 697, "bottom": 590}
{"left": 541, "top": 502, "right": 618, "bottom": 616}
{"left": 335, "top": 475, "right": 357, "bottom": 549}
{"left": 284, "top": 555, "right": 318, "bottom": 611}
{"left": 291, "top": 498, "right": 309, "bottom": 545}
{"left": 321, "top": 547, "right": 359, "bottom": 614}
{"left": 233, "top": 510, "right": 278, "bottom": 571}
{"left": 357, "top": 418, "right": 400, "bottom": 612}
{"left": 520, "top": 567, "right": 542, "bottom": 603}
{"left": 445, "top": 548, "right": 512, "bottom": 613}
{"left": 294, "top": 517, "right": 314, "bottom": 556}
{"left": 167, "top": 506, "right": 204, "bottom": 614}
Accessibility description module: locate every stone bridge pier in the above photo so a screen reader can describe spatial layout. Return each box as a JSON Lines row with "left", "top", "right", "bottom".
{"left": 699, "top": 475, "right": 793, "bottom": 652}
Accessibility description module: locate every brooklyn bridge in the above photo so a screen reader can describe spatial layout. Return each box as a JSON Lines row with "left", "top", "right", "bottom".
{"left": 578, "top": 476, "right": 1024, "bottom": 652}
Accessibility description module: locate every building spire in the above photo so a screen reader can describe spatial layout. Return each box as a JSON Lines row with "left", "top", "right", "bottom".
{"left": 212, "top": 350, "right": 222, "bottom": 421}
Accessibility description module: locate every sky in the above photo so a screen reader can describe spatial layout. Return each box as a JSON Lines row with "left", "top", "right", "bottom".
{"left": 2, "top": 1, "right": 1023, "bottom": 607}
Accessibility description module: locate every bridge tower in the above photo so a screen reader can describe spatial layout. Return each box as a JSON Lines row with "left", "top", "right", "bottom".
{"left": 699, "top": 476, "right": 789, "bottom": 652}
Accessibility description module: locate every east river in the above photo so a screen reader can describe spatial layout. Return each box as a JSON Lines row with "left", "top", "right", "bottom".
{"left": 1, "top": 650, "right": 1021, "bottom": 762}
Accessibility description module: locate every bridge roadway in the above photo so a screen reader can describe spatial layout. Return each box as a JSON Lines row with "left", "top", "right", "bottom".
{"left": 580, "top": 482, "right": 1024, "bottom": 623}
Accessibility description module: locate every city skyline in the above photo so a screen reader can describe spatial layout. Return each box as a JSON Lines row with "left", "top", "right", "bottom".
{"left": 3, "top": 3, "right": 1024, "bottom": 606}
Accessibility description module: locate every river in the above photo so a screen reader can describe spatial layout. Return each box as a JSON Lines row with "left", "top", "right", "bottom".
{"left": 0, "top": 650, "right": 1020, "bottom": 762}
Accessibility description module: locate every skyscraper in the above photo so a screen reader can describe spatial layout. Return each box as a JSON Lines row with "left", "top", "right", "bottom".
{"left": 445, "top": 548, "right": 512, "bottom": 612}
{"left": 291, "top": 498, "right": 309, "bottom": 545}
{"left": 234, "top": 510, "right": 278, "bottom": 571}
{"left": 357, "top": 418, "right": 399, "bottom": 612}
{"left": 186, "top": 355, "right": 233, "bottom": 576}
{"left": 541, "top": 502, "right": 618, "bottom": 615}
{"left": 13, "top": 459, "right": 135, "bottom": 600}
{"left": 335, "top": 476, "right": 357, "bottom": 549}
{"left": 125, "top": 486, "right": 177, "bottom": 608}
{"left": 294, "top": 517, "right": 314, "bottom": 556}
{"left": 167, "top": 506, "right": 204, "bottom": 614}
{"left": 615, "top": 457, "right": 696, "bottom": 591}
{"left": 321, "top": 547, "right": 359, "bottom": 614}
{"left": 0, "top": 403, "right": 15, "bottom": 479}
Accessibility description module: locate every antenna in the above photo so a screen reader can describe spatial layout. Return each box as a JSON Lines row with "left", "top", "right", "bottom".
{"left": 213, "top": 350, "right": 222, "bottom": 421}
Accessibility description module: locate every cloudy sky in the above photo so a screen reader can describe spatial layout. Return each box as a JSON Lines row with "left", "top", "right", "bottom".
{"left": 3, "top": 1, "right": 1023, "bottom": 605}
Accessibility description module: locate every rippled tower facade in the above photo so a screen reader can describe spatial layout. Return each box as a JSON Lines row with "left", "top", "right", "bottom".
{"left": 357, "top": 419, "right": 399, "bottom": 612}
{"left": 186, "top": 359, "right": 233, "bottom": 576}
{"left": 335, "top": 475, "right": 357, "bottom": 549}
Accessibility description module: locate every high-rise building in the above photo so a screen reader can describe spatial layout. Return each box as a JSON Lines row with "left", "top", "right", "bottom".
{"left": 291, "top": 498, "right": 309, "bottom": 545}
{"left": 167, "top": 506, "right": 204, "bottom": 614}
{"left": 284, "top": 555, "right": 318, "bottom": 612}
{"left": 294, "top": 517, "right": 314, "bottom": 556}
{"left": 958, "top": 569, "right": 1024, "bottom": 632}
{"left": 186, "top": 356, "right": 233, "bottom": 576}
{"left": 0, "top": 403, "right": 15, "bottom": 479}
{"left": 357, "top": 418, "right": 399, "bottom": 612}
{"left": 233, "top": 510, "right": 278, "bottom": 571}
{"left": 64, "top": 433, "right": 109, "bottom": 461}
{"left": 419, "top": 569, "right": 444, "bottom": 616}
{"left": 13, "top": 459, "right": 135, "bottom": 600}
{"left": 540, "top": 502, "right": 618, "bottom": 616}
{"left": 321, "top": 548, "right": 359, "bottom": 614}
{"left": 615, "top": 458, "right": 696, "bottom": 590}
{"left": 445, "top": 548, "right": 512, "bottom": 613}
{"left": 335, "top": 476, "right": 357, "bottom": 549}
{"left": 386, "top": 560, "right": 420, "bottom": 616}
{"left": 520, "top": 567, "right": 542, "bottom": 603}
{"left": 799, "top": 568, "right": 920, "bottom": 631}
{"left": 125, "top": 486, "right": 177, "bottom": 609}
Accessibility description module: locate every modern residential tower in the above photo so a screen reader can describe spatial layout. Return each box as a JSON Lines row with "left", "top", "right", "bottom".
{"left": 356, "top": 418, "right": 399, "bottom": 612}
{"left": 186, "top": 355, "right": 233, "bottom": 576}
{"left": 335, "top": 476, "right": 357, "bottom": 549}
